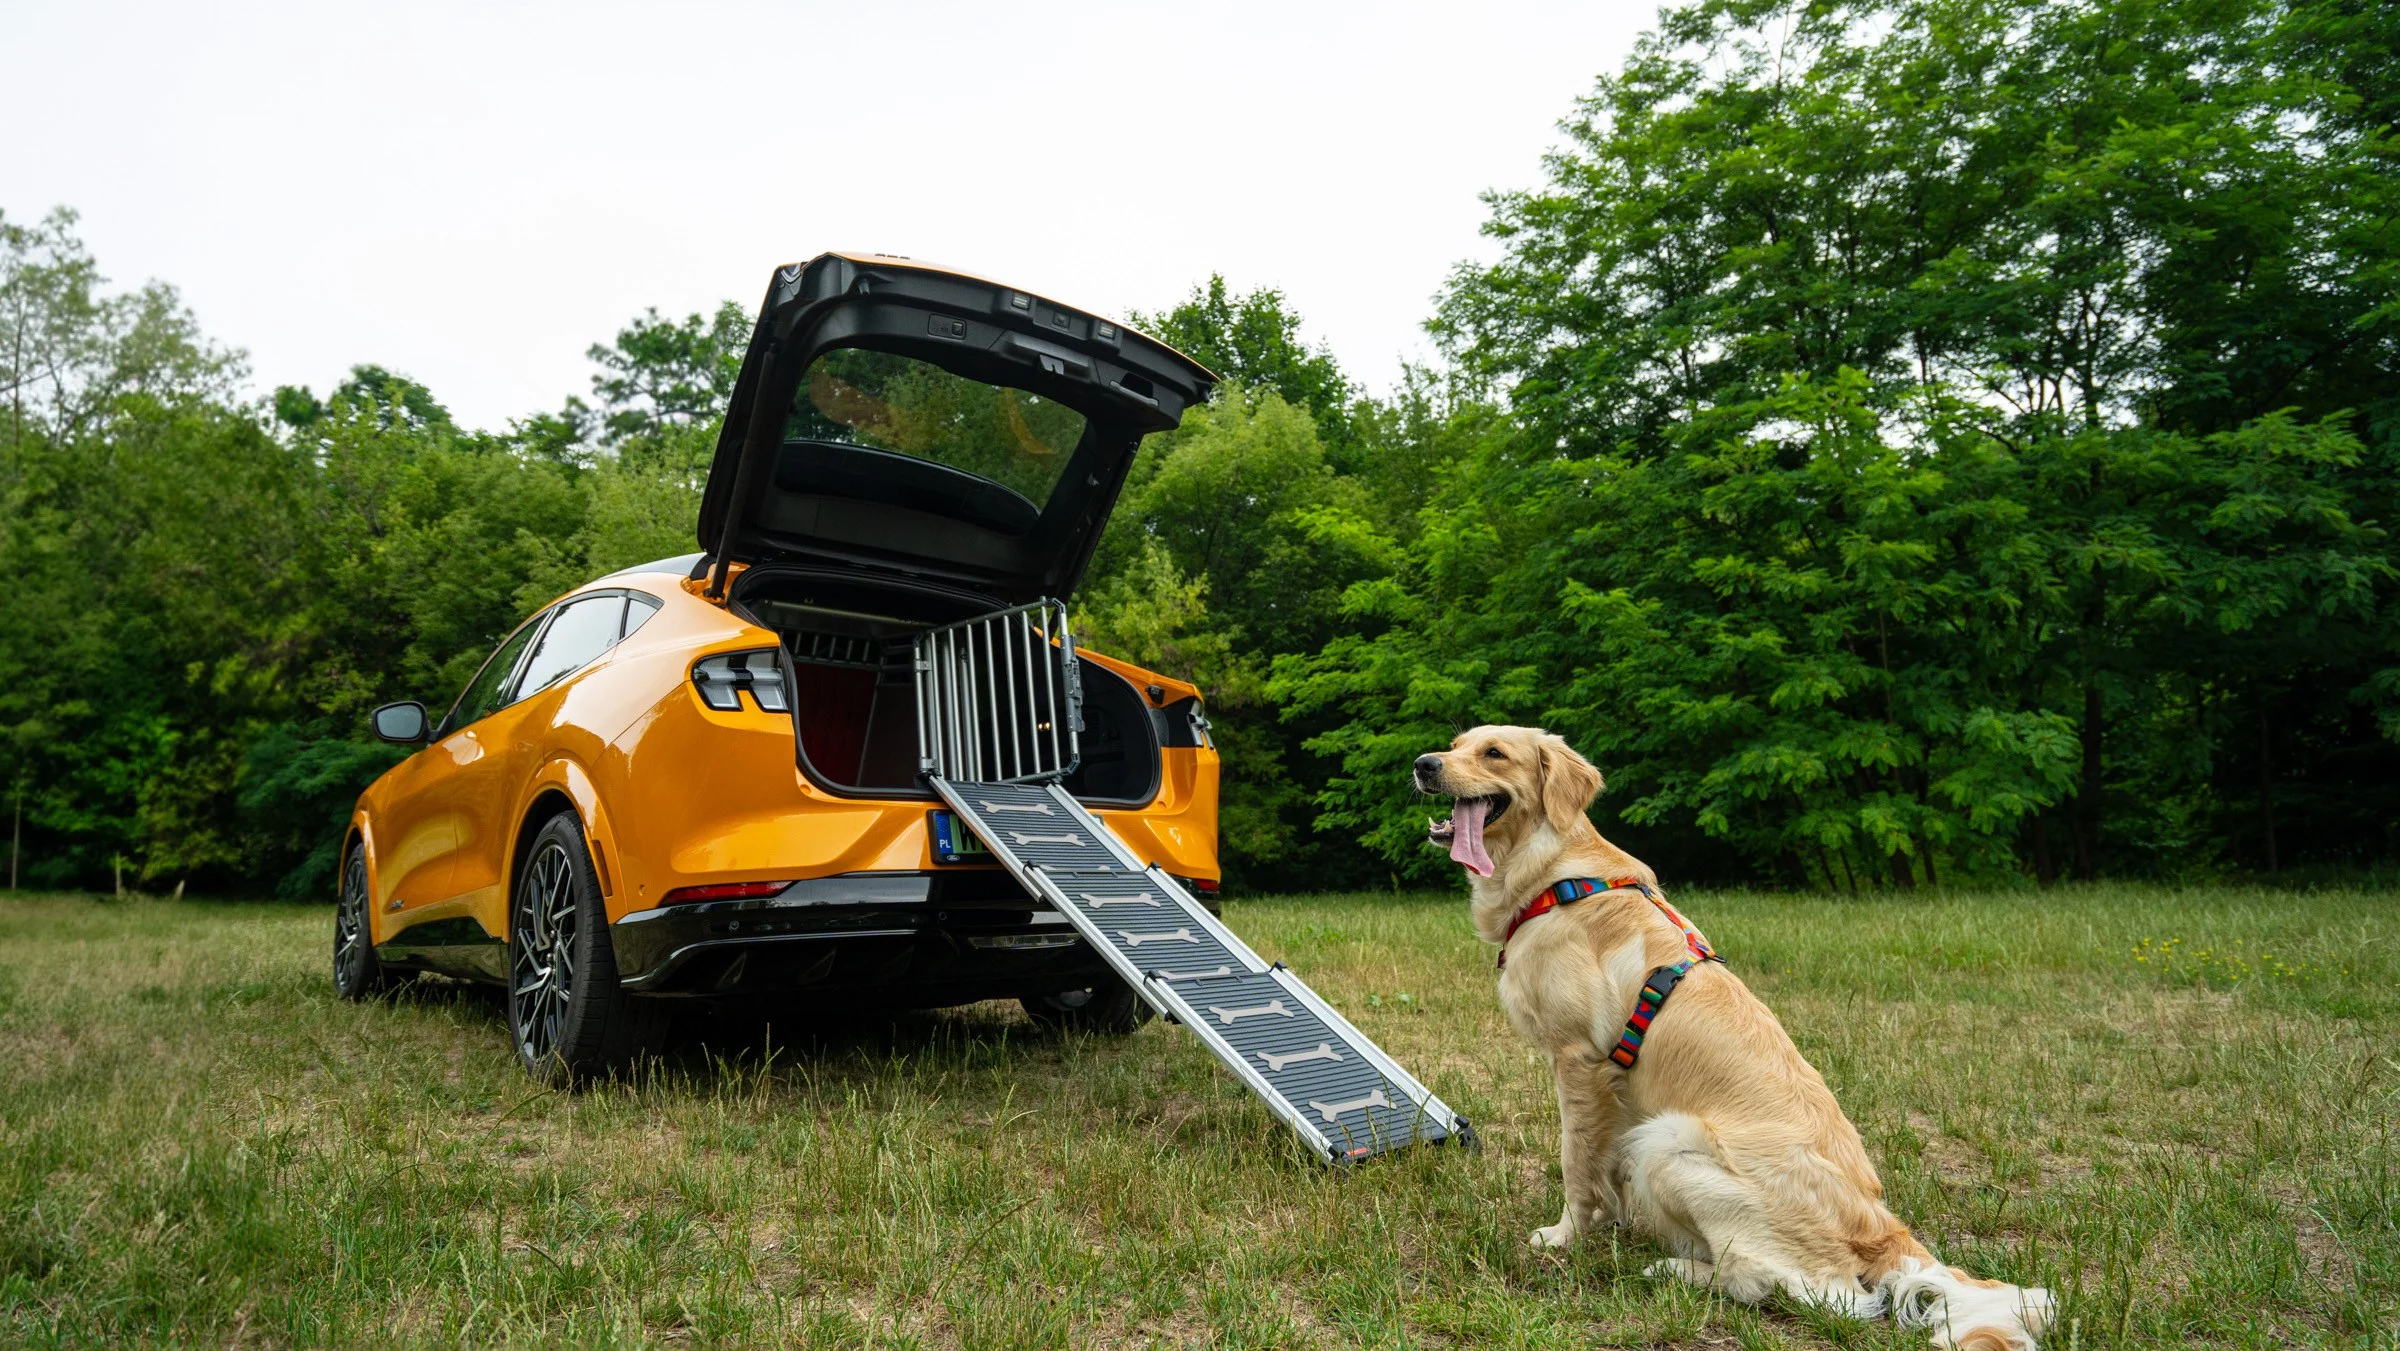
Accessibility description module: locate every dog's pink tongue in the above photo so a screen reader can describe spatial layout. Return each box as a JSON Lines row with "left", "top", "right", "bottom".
{"left": 1449, "top": 799, "right": 1493, "bottom": 877}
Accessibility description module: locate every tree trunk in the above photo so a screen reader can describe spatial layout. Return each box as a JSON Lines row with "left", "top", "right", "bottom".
{"left": 2076, "top": 680, "right": 2103, "bottom": 880}
{"left": 2031, "top": 811, "right": 2057, "bottom": 887}
{"left": 1888, "top": 849, "right": 1916, "bottom": 890}
{"left": 2258, "top": 697, "right": 2278, "bottom": 874}
{"left": 8, "top": 790, "right": 17, "bottom": 891}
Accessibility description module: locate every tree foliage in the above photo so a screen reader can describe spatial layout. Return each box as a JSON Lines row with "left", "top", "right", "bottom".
{"left": 0, "top": 220, "right": 730, "bottom": 895}
{"left": 1295, "top": 0, "right": 2400, "bottom": 885}
{"left": 4, "top": 0, "right": 2396, "bottom": 896}
{"left": 1138, "top": 277, "right": 1355, "bottom": 442}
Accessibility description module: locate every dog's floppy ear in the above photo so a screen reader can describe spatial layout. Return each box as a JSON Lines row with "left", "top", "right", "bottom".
{"left": 1538, "top": 734, "right": 1603, "bottom": 834}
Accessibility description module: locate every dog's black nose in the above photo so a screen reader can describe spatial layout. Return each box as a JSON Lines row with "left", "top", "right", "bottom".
{"left": 1413, "top": 754, "right": 1443, "bottom": 775}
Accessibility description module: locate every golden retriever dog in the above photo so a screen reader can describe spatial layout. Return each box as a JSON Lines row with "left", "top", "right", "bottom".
{"left": 1417, "top": 726, "right": 2053, "bottom": 1351}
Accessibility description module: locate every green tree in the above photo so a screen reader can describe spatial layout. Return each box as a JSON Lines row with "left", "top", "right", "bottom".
{"left": 1138, "top": 277, "right": 1354, "bottom": 447}
{"left": 2, "top": 206, "right": 241, "bottom": 443}
{"left": 588, "top": 302, "right": 748, "bottom": 445}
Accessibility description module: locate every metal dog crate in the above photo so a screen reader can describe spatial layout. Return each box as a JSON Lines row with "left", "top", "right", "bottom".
{"left": 913, "top": 599, "right": 1082, "bottom": 785}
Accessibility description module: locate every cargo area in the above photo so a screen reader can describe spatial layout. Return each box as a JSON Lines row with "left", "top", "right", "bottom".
{"left": 729, "top": 569, "right": 1161, "bottom": 804}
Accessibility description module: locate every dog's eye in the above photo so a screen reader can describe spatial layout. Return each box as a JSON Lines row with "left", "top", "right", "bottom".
{"left": 1483, "top": 747, "right": 1506, "bottom": 759}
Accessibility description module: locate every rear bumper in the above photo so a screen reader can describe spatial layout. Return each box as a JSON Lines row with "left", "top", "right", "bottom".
{"left": 611, "top": 869, "right": 1216, "bottom": 1000}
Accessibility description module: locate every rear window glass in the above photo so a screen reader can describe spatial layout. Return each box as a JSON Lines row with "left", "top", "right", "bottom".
{"left": 622, "top": 593, "right": 661, "bottom": 639}
{"left": 785, "top": 348, "right": 1088, "bottom": 511}
{"left": 514, "top": 594, "right": 626, "bottom": 697}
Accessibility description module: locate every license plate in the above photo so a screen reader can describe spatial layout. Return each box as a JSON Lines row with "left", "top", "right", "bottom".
{"left": 928, "top": 810, "right": 991, "bottom": 864}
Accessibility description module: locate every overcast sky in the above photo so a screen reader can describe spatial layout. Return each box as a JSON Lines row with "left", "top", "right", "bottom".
{"left": 4, "top": 1, "right": 1648, "bottom": 431}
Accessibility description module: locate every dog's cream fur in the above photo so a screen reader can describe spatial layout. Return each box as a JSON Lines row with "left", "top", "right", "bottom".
{"left": 1417, "top": 726, "right": 2053, "bottom": 1351}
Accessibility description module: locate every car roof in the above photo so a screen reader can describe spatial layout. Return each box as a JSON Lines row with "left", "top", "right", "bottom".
{"left": 597, "top": 552, "right": 705, "bottom": 582}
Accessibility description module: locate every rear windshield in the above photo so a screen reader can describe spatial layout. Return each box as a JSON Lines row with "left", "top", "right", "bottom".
{"left": 785, "top": 348, "right": 1088, "bottom": 512}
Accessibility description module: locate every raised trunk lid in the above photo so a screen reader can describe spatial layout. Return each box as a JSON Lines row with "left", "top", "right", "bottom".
{"left": 697, "top": 254, "right": 1215, "bottom": 603}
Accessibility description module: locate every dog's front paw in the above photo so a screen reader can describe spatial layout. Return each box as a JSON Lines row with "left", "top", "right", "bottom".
{"left": 1644, "top": 1258, "right": 1715, "bottom": 1285}
{"left": 1528, "top": 1222, "right": 1577, "bottom": 1251}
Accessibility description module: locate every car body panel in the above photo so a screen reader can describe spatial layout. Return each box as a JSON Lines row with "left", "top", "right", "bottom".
{"left": 364, "top": 747, "right": 468, "bottom": 912}
{"left": 433, "top": 694, "right": 549, "bottom": 927}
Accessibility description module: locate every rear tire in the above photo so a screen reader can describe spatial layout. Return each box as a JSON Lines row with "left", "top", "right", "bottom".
{"left": 509, "top": 813, "right": 665, "bottom": 1086}
{"left": 332, "top": 844, "right": 399, "bottom": 1000}
{"left": 1020, "top": 977, "right": 1152, "bottom": 1035}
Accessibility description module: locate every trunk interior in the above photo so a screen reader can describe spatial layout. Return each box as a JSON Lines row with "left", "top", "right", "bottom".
{"left": 731, "top": 570, "right": 1161, "bottom": 804}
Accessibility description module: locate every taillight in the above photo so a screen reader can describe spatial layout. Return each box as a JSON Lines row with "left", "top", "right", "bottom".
{"left": 692, "top": 650, "right": 787, "bottom": 712}
{"left": 660, "top": 880, "right": 792, "bottom": 905}
{"left": 1178, "top": 875, "right": 1220, "bottom": 895}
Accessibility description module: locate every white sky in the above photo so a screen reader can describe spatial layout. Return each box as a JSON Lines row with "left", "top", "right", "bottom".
{"left": 3, "top": 1, "right": 1648, "bottom": 432}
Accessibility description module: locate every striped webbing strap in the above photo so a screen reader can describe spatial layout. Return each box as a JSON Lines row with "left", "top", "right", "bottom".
{"left": 1501, "top": 876, "right": 1639, "bottom": 968}
{"left": 1609, "top": 958, "right": 1707, "bottom": 1068}
{"left": 1499, "top": 877, "right": 1719, "bottom": 969}
{"left": 1604, "top": 887, "right": 1724, "bottom": 1070}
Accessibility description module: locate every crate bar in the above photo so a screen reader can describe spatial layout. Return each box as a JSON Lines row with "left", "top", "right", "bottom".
{"left": 914, "top": 599, "right": 1082, "bottom": 785}
{"left": 999, "top": 614, "right": 1018, "bottom": 781}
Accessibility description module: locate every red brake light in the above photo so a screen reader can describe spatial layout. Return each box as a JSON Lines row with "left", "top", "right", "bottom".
{"left": 1181, "top": 876, "right": 1220, "bottom": 894}
{"left": 659, "top": 881, "right": 791, "bottom": 906}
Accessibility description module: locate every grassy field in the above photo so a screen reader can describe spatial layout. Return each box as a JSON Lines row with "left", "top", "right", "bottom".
{"left": 0, "top": 885, "right": 2393, "bottom": 1349}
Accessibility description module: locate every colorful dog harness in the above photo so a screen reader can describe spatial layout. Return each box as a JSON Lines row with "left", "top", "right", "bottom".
{"left": 1496, "top": 876, "right": 1724, "bottom": 1071}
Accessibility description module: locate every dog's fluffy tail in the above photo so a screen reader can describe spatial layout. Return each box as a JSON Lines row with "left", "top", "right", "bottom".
{"left": 1870, "top": 1248, "right": 2054, "bottom": 1351}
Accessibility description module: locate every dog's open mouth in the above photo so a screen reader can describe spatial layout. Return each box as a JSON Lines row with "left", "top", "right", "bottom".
{"left": 1428, "top": 795, "right": 1507, "bottom": 878}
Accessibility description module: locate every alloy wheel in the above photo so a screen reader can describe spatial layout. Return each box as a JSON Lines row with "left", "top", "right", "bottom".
{"left": 333, "top": 848, "right": 372, "bottom": 993}
{"left": 510, "top": 840, "right": 580, "bottom": 1066}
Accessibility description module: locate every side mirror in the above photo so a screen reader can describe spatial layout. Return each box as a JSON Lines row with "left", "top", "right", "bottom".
{"left": 371, "top": 701, "right": 430, "bottom": 744}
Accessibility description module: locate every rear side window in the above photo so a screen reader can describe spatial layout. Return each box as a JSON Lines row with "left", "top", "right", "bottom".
{"left": 622, "top": 593, "right": 662, "bottom": 640}
{"left": 515, "top": 594, "right": 628, "bottom": 697}
{"left": 444, "top": 618, "right": 543, "bottom": 735}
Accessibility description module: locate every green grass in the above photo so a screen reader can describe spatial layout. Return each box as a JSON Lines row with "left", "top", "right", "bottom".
{"left": 1, "top": 885, "right": 2394, "bottom": 1348}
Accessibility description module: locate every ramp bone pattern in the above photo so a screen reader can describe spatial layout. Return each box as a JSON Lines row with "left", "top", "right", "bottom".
{"left": 1208, "top": 999, "right": 1294, "bottom": 1024}
{"left": 928, "top": 775, "right": 1464, "bottom": 1161}
{"left": 1079, "top": 891, "right": 1160, "bottom": 908}
{"left": 1307, "top": 1090, "right": 1391, "bottom": 1123}
{"left": 1259, "top": 1042, "right": 1343, "bottom": 1072}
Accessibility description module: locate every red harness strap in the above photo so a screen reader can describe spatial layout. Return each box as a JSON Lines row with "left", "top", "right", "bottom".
{"left": 1499, "top": 876, "right": 1714, "bottom": 968}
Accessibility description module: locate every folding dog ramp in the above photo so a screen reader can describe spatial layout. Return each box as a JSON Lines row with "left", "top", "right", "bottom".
{"left": 914, "top": 602, "right": 1474, "bottom": 1164}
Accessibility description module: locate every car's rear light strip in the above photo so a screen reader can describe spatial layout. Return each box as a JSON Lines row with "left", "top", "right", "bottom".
{"left": 913, "top": 599, "right": 1082, "bottom": 785}
{"left": 660, "top": 880, "right": 792, "bottom": 905}
{"left": 692, "top": 650, "right": 787, "bottom": 712}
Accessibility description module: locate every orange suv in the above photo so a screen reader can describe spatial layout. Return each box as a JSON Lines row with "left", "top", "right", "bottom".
{"left": 338, "top": 254, "right": 1220, "bottom": 1084}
